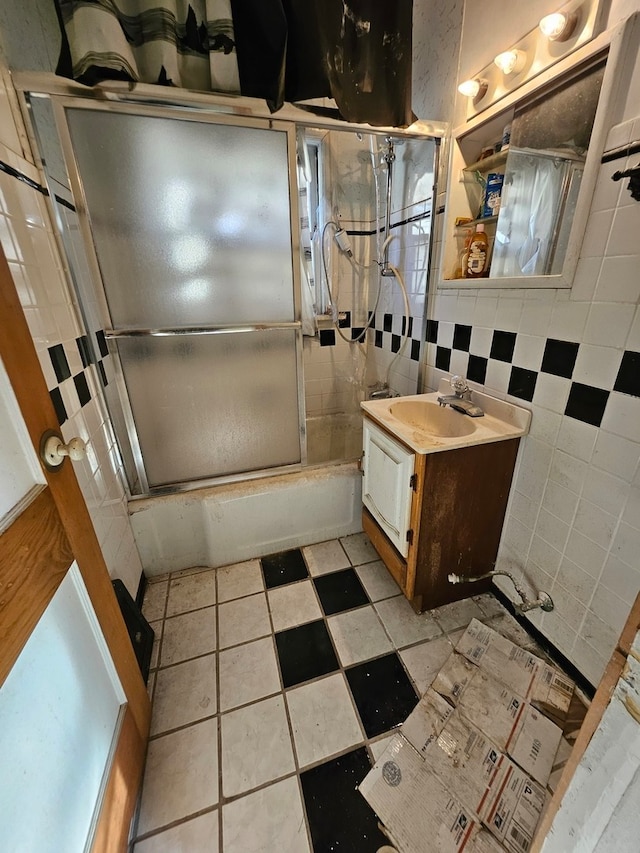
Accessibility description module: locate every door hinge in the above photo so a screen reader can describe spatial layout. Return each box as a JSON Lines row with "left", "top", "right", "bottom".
{"left": 409, "top": 474, "right": 418, "bottom": 491}
{"left": 358, "top": 451, "right": 365, "bottom": 474}
{"left": 406, "top": 529, "right": 414, "bottom": 545}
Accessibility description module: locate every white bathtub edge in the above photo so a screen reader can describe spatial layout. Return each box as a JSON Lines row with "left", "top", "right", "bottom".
{"left": 130, "top": 463, "right": 363, "bottom": 576}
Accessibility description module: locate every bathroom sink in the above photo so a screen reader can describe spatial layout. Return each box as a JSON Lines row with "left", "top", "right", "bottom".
{"left": 389, "top": 400, "right": 477, "bottom": 437}
{"left": 361, "top": 381, "right": 532, "bottom": 455}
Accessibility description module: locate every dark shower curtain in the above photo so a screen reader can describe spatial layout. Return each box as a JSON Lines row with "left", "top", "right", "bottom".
{"left": 54, "top": 0, "right": 413, "bottom": 127}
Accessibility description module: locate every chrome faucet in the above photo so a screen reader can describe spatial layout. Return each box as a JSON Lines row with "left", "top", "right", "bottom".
{"left": 437, "top": 375, "right": 484, "bottom": 417}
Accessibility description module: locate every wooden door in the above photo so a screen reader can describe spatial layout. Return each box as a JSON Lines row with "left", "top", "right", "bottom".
{"left": 0, "top": 243, "right": 150, "bottom": 850}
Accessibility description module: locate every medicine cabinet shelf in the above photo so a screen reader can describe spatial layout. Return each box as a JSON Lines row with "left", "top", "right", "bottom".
{"left": 438, "top": 14, "right": 640, "bottom": 290}
{"left": 462, "top": 148, "right": 509, "bottom": 176}
{"left": 454, "top": 215, "right": 498, "bottom": 230}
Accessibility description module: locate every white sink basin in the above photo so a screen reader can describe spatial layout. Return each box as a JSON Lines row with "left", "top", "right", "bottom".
{"left": 389, "top": 400, "right": 477, "bottom": 438}
{"left": 361, "top": 381, "right": 531, "bottom": 455}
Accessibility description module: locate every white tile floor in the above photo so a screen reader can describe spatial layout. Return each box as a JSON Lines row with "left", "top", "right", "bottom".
{"left": 134, "top": 533, "right": 540, "bottom": 853}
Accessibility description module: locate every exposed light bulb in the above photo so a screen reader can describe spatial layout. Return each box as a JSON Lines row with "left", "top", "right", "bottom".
{"left": 493, "top": 49, "right": 526, "bottom": 75}
{"left": 539, "top": 11, "right": 577, "bottom": 41}
{"left": 457, "top": 79, "right": 486, "bottom": 99}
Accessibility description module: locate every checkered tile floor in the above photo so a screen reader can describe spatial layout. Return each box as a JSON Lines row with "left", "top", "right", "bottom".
{"left": 133, "top": 534, "right": 539, "bottom": 852}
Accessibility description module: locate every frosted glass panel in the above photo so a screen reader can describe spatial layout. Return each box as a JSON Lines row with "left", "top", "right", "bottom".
{"left": 66, "top": 109, "right": 295, "bottom": 328}
{"left": 0, "top": 564, "right": 124, "bottom": 852}
{"left": 118, "top": 331, "right": 301, "bottom": 486}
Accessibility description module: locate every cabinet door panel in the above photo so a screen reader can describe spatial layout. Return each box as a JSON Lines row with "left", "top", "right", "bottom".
{"left": 362, "top": 420, "right": 414, "bottom": 558}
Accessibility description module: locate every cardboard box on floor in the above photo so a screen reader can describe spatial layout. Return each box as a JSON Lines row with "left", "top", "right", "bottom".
{"left": 359, "top": 734, "right": 505, "bottom": 853}
{"left": 360, "top": 618, "right": 578, "bottom": 853}
{"left": 454, "top": 619, "right": 575, "bottom": 728}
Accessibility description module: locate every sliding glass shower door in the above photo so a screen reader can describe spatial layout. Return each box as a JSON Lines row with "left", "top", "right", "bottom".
{"left": 61, "top": 106, "right": 303, "bottom": 490}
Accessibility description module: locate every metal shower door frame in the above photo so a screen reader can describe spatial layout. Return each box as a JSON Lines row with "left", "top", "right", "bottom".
{"left": 48, "top": 96, "right": 307, "bottom": 494}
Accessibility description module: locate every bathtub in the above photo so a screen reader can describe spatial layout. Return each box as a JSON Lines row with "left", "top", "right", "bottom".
{"left": 130, "top": 462, "right": 363, "bottom": 577}
{"left": 306, "top": 412, "right": 363, "bottom": 466}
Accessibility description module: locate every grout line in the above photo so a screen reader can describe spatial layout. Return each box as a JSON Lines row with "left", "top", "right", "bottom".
{"left": 132, "top": 804, "right": 220, "bottom": 846}
{"left": 148, "top": 708, "right": 218, "bottom": 742}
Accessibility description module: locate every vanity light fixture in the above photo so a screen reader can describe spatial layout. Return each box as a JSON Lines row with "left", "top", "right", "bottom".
{"left": 457, "top": 78, "right": 487, "bottom": 99}
{"left": 493, "top": 49, "right": 526, "bottom": 75}
{"left": 539, "top": 10, "right": 578, "bottom": 41}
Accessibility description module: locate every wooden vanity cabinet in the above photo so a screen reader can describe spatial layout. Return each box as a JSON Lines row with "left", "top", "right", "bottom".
{"left": 361, "top": 416, "right": 520, "bottom": 613}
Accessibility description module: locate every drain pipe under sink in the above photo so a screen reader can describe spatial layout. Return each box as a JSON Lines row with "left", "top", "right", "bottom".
{"left": 448, "top": 569, "right": 554, "bottom": 616}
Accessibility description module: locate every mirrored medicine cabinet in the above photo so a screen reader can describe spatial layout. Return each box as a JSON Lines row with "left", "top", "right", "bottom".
{"left": 439, "top": 13, "right": 640, "bottom": 290}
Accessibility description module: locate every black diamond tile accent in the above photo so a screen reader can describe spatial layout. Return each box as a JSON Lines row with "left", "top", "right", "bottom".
{"left": 410, "top": 339, "right": 421, "bottom": 361}
{"left": 614, "top": 351, "right": 640, "bottom": 397}
{"left": 490, "top": 330, "right": 517, "bottom": 363}
{"left": 76, "top": 335, "right": 93, "bottom": 368}
{"left": 48, "top": 343, "right": 70, "bottom": 383}
{"left": 367, "top": 311, "right": 374, "bottom": 328}
{"left": 339, "top": 311, "right": 351, "bottom": 329}
{"left": 73, "top": 371, "right": 91, "bottom": 407}
{"left": 383, "top": 313, "right": 393, "bottom": 332}
{"left": 435, "top": 346, "right": 451, "bottom": 371}
{"left": 49, "top": 387, "right": 67, "bottom": 426}
{"left": 95, "top": 329, "right": 109, "bottom": 358}
{"left": 301, "top": 747, "right": 387, "bottom": 853}
{"left": 261, "top": 548, "right": 309, "bottom": 589}
{"left": 313, "top": 568, "right": 369, "bottom": 616}
{"left": 97, "top": 360, "right": 108, "bottom": 387}
{"left": 391, "top": 334, "right": 401, "bottom": 353}
{"left": 508, "top": 366, "right": 537, "bottom": 402}
{"left": 374, "top": 330, "right": 383, "bottom": 348}
{"left": 275, "top": 620, "right": 339, "bottom": 688}
{"left": 467, "top": 354, "right": 488, "bottom": 385}
{"left": 541, "top": 338, "right": 579, "bottom": 379}
{"left": 453, "top": 324, "right": 472, "bottom": 352}
{"left": 346, "top": 653, "right": 418, "bottom": 738}
{"left": 565, "top": 382, "right": 610, "bottom": 427}
{"left": 351, "top": 327, "right": 365, "bottom": 341}
{"left": 319, "top": 329, "right": 335, "bottom": 347}
{"left": 425, "top": 319, "right": 439, "bottom": 343}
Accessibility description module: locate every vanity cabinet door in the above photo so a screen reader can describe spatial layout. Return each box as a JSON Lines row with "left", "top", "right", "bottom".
{"left": 362, "top": 419, "right": 415, "bottom": 558}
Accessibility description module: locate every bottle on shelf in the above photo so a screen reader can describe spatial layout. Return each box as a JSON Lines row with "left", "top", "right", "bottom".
{"left": 463, "top": 224, "right": 489, "bottom": 278}
{"left": 452, "top": 227, "right": 473, "bottom": 279}
{"left": 482, "top": 173, "right": 504, "bottom": 218}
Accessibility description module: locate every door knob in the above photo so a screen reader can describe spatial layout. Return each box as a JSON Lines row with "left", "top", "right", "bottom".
{"left": 40, "top": 429, "right": 87, "bottom": 471}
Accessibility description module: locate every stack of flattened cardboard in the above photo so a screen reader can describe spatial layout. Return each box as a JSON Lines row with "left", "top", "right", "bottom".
{"left": 360, "top": 619, "right": 578, "bottom": 853}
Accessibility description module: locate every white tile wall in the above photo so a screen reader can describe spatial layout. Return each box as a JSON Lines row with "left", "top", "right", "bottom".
{"left": 0, "top": 63, "right": 143, "bottom": 597}
{"left": 424, "top": 116, "right": 640, "bottom": 685}
{"left": 303, "top": 331, "right": 367, "bottom": 417}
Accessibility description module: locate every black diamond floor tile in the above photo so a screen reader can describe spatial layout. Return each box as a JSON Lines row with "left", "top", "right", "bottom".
{"left": 261, "top": 548, "right": 309, "bottom": 589}
{"left": 275, "top": 619, "right": 339, "bottom": 688}
{"left": 301, "top": 747, "right": 387, "bottom": 853}
{"left": 313, "top": 568, "right": 369, "bottom": 616}
{"left": 346, "top": 653, "right": 418, "bottom": 738}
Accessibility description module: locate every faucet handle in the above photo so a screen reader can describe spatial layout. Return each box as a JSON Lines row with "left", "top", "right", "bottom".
{"left": 450, "top": 375, "right": 469, "bottom": 395}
